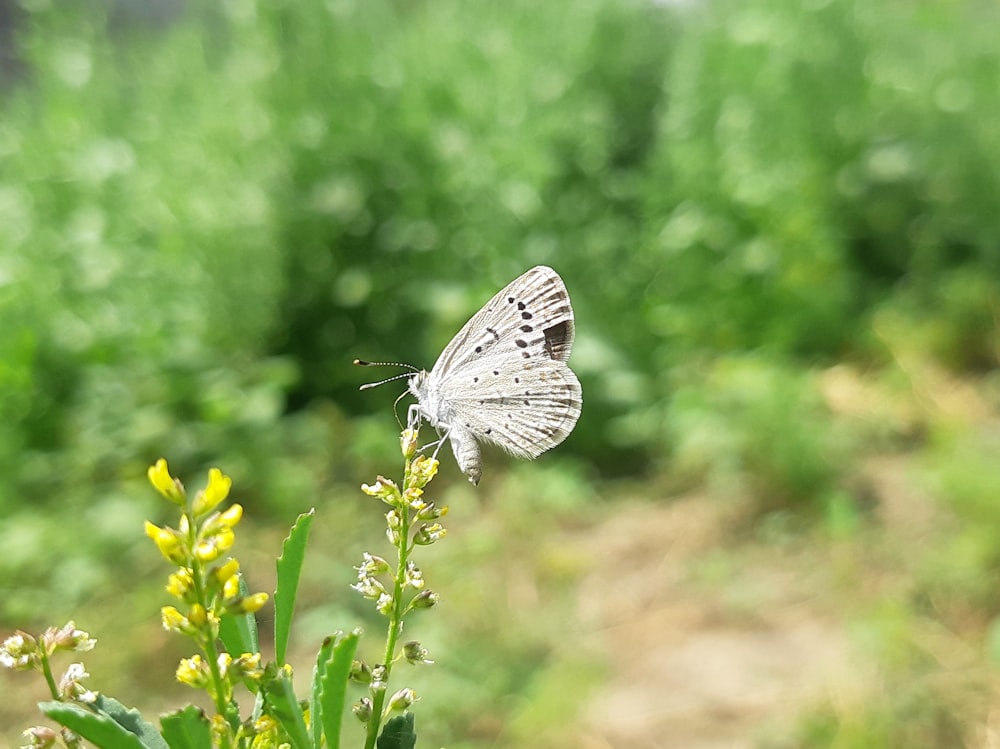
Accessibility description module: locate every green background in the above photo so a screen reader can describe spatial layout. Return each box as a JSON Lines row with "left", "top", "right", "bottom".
{"left": 2, "top": 0, "right": 1000, "bottom": 746}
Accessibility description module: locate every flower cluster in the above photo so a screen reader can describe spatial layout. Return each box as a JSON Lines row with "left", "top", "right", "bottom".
{"left": 144, "top": 460, "right": 267, "bottom": 717}
{"left": 351, "top": 429, "right": 446, "bottom": 742}
{"left": 1, "top": 623, "right": 97, "bottom": 747}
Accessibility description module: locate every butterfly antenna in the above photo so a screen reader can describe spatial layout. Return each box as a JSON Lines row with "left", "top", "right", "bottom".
{"left": 354, "top": 359, "right": 420, "bottom": 391}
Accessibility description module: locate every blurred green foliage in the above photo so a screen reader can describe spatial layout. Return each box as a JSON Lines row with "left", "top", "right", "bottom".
{"left": 2, "top": 0, "right": 998, "bottom": 512}
{"left": 3, "top": 0, "right": 1000, "bottom": 743}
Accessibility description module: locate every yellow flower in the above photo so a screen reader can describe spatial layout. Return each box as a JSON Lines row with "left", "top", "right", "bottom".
{"left": 231, "top": 652, "right": 263, "bottom": 680}
{"left": 161, "top": 606, "right": 191, "bottom": 634}
{"left": 148, "top": 459, "right": 185, "bottom": 505}
{"left": 216, "top": 652, "right": 233, "bottom": 677}
{"left": 166, "top": 568, "right": 194, "bottom": 600}
{"left": 251, "top": 715, "right": 280, "bottom": 748}
{"left": 195, "top": 527, "right": 235, "bottom": 562}
{"left": 400, "top": 429, "right": 419, "bottom": 458}
{"left": 176, "top": 655, "right": 209, "bottom": 688}
{"left": 361, "top": 476, "right": 401, "bottom": 505}
{"left": 145, "top": 522, "right": 186, "bottom": 564}
{"left": 192, "top": 468, "right": 233, "bottom": 516}
{"left": 408, "top": 456, "right": 439, "bottom": 489}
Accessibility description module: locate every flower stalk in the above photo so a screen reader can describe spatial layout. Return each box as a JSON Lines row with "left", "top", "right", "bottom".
{"left": 143, "top": 459, "right": 267, "bottom": 749}
{"left": 355, "top": 428, "right": 445, "bottom": 748}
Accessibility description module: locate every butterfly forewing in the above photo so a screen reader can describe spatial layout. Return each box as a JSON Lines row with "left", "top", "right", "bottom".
{"left": 429, "top": 266, "right": 575, "bottom": 380}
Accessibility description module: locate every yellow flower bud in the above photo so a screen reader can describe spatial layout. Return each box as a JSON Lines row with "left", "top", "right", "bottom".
{"left": 192, "top": 468, "right": 233, "bottom": 516}
{"left": 148, "top": 459, "right": 185, "bottom": 505}
{"left": 203, "top": 504, "right": 243, "bottom": 537}
{"left": 145, "top": 522, "right": 186, "bottom": 564}
{"left": 240, "top": 593, "right": 269, "bottom": 614}
{"left": 223, "top": 574, "right": 240, "bottom": 600}
{"left": 214, "top": 559, "right": 240, "bottom": 585}
{"left": 195, "top": 541, "right": 220, "bottom": 563}
{"left": 195, "top": 527, "right": 234, "bottom": 562}
{"left": 219, "top": 503, "right": 243, "bottom": 527}
{"left": 188, "top": 604, "right": 208, "bottom": 627}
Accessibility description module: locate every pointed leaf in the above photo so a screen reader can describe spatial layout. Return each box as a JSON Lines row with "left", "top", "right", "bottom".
{"left": 39, "top": 701, "right": 147, "bottom": 749}
{"left": 218, "top": 572, "right": 258, "bottom": 656}
{"left": 93, "top": 695, "right": 168, "bottom": 749}
{"left": 310, "top": 634, "right": 338, "bottom": 748}
{"left": 160, "top": 706, "right": 212, "bottom": 749}
{"left": 317, "top": 629, "right": 361, "bottom": 749}
{"left": 274, "top": 509, "right": 315, "bottom": 665}
{"left": 263, "top": 670, "right": 311, "bottom": 749}
{"left": 377, "top": 713, "right": 416, "bottom": 749}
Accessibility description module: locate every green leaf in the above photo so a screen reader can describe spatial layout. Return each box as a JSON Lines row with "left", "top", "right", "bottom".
{"left": 263, "top": 669, "right": 311, "bottom": 749}
{"left": 39, "top": 701, "right": 148, "bottom": 749}
{"left": 218, "top": 572, "right": 259, "bottom": 657}
{"left": 92, "top": 695, "right": 169, "bottom": 749}
{"left": 274, "top": 509, "right": 315, "bottom": 665}
{"left": 310, "top": 634, "right": 337, "bottom": 748}
{"left": 317, "top": 629, "right": 361, "bottom": 749}
{"left": 377, "top": 713, "right": 417, "bottom": 749}
{"left": 160, "top": 706, "right": 212, "bottom": 749}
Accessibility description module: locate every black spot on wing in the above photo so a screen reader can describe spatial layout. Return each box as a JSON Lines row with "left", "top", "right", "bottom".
{"left": 543, "top": 319, "right": 573, "bottom": 360}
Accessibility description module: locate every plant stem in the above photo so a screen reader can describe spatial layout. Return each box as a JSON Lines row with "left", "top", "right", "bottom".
{"left": 186, "top": 511, "right": 234, "bottom": 749}
{"left": 363, "top": 456, "right": 415, "bottom": 749}
{"left": 38, "top": 649, "right": 59, "bottom": 700}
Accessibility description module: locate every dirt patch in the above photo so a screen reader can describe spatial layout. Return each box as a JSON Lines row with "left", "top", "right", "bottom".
{"left": 574, "top": 496, "right": 859, "bottom": 749}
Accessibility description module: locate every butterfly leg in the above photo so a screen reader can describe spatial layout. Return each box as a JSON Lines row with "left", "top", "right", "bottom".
{"left": 407, "top": 403, "right": 442, "bottom": 453}
{"left": 407, "top": 405, "right": 448, "bottom": 456}
{"left": 413, "top": 430, "right": 447, "bottom": 457}
{"left": 429, "top": 426, "right": 450, "bottom": 460}
{"left": 406, "top": 404, "right": 423, "bottom": 431}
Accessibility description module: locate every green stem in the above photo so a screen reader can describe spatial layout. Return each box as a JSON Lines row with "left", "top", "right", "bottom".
{"left": 186, "top": 512, "right": 235, "bottom": 749}
{"left": 364, "top": 457, "right": 415, "bottom": 749}
{"left": 38, "top": 649, "right": 60, "bottom": 700}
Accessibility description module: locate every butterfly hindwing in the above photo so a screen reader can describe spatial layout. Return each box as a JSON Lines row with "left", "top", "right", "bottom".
{"left": 444, "top": 357, "right": 582, "bottom": 458}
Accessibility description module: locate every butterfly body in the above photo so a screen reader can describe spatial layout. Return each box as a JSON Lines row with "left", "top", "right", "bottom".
{"left": 407, "top": 265, "right": 582, "bottom": 484}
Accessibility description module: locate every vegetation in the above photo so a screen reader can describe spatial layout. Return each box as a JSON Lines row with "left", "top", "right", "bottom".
{"left": 2, "top": 0, "right": 1000, "bottom": 746}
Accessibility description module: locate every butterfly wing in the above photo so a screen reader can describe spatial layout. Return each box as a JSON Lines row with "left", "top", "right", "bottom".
{"left": 428, "top": 265, "right": 576, "bottom": 380}
{"left": 444, "top": 357, "right": 582, "bottom": 459}
{"left": 422, "top": 265, "right": 581, "bottom": 460}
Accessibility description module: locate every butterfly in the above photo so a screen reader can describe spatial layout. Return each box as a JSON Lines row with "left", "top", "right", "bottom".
{"left": 358, "top": 266, "right": 582, "bottom": 484}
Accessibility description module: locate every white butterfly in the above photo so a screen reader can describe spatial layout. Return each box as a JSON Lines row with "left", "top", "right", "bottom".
{"left": 359, "top": 266, "right": 582, "bottom": 484}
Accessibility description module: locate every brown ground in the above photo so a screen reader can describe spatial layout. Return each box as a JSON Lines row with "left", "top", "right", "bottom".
{"left": 571, "top": 455, "right": 938, "bottom": 749}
